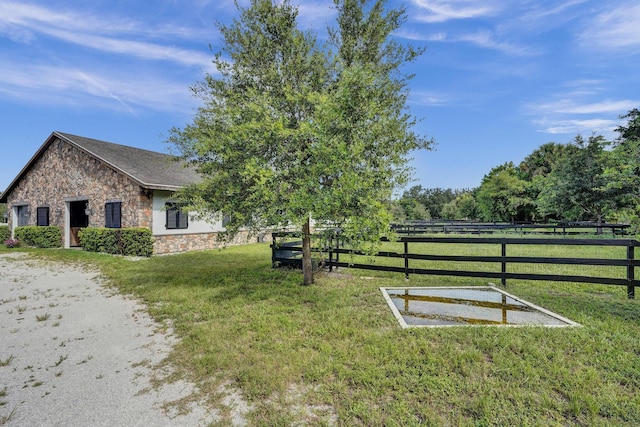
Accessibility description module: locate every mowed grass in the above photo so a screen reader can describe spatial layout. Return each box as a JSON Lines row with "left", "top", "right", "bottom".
{"left": 13, "top": 241, "right": 640, "bottom": 426}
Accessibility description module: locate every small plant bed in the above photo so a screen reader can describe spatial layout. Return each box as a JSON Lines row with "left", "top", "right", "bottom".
{"left": 30, "top": 244, "right": 640, "bottom": 426}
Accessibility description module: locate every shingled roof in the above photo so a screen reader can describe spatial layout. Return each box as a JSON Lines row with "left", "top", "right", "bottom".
{"left": 0, "top": 131, "right": 201, "bottom": 202}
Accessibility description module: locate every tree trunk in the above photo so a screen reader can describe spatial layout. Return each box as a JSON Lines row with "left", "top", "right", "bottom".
{"left": 302, "top": 218, "right": 314, "bottom": 286}
{"left": 596, "top": 213, "right": 603, "bottom": 235}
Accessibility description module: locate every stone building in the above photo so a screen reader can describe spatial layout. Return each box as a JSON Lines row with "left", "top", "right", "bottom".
{"left": 0, "top": 132, "right": 260, "bottom": 254}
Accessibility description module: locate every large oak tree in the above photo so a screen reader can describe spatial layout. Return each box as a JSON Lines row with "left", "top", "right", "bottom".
{"left": 169, "top": 0, "right": 430, "bottom": 285}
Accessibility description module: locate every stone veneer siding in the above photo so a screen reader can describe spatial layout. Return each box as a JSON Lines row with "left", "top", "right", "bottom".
{"left": 6, "top": 136, "right": 272, "bottom": 255}
{"left": 6, "top": 138, "right": 152, "bottom": 239}
{"left": 153, "top": 230, "right": 273, "bottom": 254}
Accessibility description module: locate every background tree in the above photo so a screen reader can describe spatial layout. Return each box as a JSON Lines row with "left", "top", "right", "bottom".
{"left": 535, "top": 135, "right": 618, "bottom": 226}
{"left": 476, "top": 162, "right": 532, "bottom": 222}
{"left": 516, "top": 142, "right": 574, "bottom": 222}
{"left": 395, "top": 197, "right": 430, "bottom": 220}
{"left": 169, "top": 0, "right": 429, "bottom": 285}
{"left": 607, "top": 108, "right": 640, "bottom": 203}
{"left": 400, "top": 186, "right": 465, "bottom": 219}
{"left": 441, "top": 192, "right": 477, "bottom": 220}
{"left": 602, "top": 109, "right": 640, "bottom": 230}
{"left": 518, "top": 142, "right": 569, "bottom": 181}
{"left": 615, "top": 108, "right": 640, "bottom": 143}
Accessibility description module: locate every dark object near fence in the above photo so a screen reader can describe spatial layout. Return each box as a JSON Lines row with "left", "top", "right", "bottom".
{"left": 271, "top": 233, "right": 639, "bottom": 299}
{"left": 272, "top": 239, "right": 322, "bottom": 270}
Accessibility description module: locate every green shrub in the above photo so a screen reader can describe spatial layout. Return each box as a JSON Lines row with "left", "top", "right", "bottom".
{"left": 14, "top": 226, "right": 62, "bottom": 248}
{"left": 0, "top": 225, "right": 10, "bottom": 243}
{"left": 119, "top": 228, "right": 154, "bottom": 257}
{"left": 78, "top": 228, "right": 153, "bottom": 257}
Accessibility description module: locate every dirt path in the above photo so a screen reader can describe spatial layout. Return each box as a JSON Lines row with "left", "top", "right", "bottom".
{"left": 0, "top": 252, "right": 221, "bottom": 426}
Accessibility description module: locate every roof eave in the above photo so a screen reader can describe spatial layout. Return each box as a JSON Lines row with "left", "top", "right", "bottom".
{"left": 0, "top": 131, "right": 196, "bottom": 202}
{"left": 142, "top": 184, "right": 185, "bottom": 192}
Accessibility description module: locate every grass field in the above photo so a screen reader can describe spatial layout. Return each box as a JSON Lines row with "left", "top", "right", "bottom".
{"left": 3, "top": 241, "right": 640, "bottom": 426}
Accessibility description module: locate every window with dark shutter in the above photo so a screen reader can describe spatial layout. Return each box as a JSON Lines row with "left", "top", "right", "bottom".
{"left": 105, "top": 202, "right": 122, "bottom": 228}
{"left": 37, "top": 207, "right": 49, "bottom": 226}
{"left": 166, "top": 203, "right": 188, "bottom": 229}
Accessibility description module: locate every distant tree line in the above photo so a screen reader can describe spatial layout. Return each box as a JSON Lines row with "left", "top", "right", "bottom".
{"left": 394, "top": 108, "right": 640, "bottom": 230}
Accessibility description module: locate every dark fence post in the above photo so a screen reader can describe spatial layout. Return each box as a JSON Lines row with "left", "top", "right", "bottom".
{"left": 328, "top": 233, "right": 334, "bottom": 273}
{"left": 501, "top": 240, "right": 507, "bottom": 287}
{"left": 404, "top": 240, "right": 409, "bottom": 280}
{"left": 627, "top": 244, "right": 635, "bottom": 299}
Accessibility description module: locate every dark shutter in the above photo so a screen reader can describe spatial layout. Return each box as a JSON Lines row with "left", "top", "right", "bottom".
{"left": 37, "top": 207, "right": 49, "bottom": 226}
{"left": 105, "top": 202, "right": 122, "bottom": 228}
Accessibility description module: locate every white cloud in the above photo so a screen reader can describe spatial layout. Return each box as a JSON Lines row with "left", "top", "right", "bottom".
{"left": 0, "top": 60, "right": 195, "bottom": 114}
{"left": 513, "top": 0, "right": 587, "bottom": 30}
{"left": 43, "top": 27, "right": 213, "bottom": 69}
{"left": 455, "top": 30, "right": 536, "bottom": 56}
{"left": 410, "top": 0, "right": 501, "bottom": 23}
{"left": 525, "top": 96, "right": 639, "bottom": 137}
{"left": 529, "top": 99, "right": 640, "bottom": 116}
{"left": 0, "top": 1, "right": 214, "bottom": 69}
{"left": 409, "top": 90, "right": 451, "bottom": 106}
{"left": 578, "top": 3, "right": 640, "bottom": 50}
{"left": 394, "top": 29, "right": 447, "bottom": 42}
{"left": 538, "top": 119, "right": 617, "bottom": 135}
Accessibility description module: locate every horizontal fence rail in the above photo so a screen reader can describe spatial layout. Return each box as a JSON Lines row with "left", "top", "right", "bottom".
{"left": 390, "top": 221, "right": 630, "bottom": 236}
{"left": 271, "top": 233, "right": 640, "bottom": 299}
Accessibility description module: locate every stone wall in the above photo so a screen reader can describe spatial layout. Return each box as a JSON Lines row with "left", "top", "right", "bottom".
{"left": 153, "top": 230, "right": 273, "bottom": 254}
{"left": 6, "top": 138, "right": 152, "bottom": 241}
{"left": 6, "top": 136, "right": 273, "bottom": 255}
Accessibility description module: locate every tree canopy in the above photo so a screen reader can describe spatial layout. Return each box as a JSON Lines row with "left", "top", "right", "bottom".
{"left": 475, "top": 162, "right": 532, "bottom": 222}
{"left": 169, "top": 0, "right": 430, "bottom": 284}
{"left": 395, "top": 107, "right": 640, "bottom": 230}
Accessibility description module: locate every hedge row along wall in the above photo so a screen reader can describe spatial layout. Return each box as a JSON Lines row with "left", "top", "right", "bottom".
{"left": 78, "top": 228, "right": 154, "bottom": 257}
{"left": 14, "top": 226, "right": 62, "bottom": 248}
{"left": 0, "top": 225, "right": 10, "bottom": 243}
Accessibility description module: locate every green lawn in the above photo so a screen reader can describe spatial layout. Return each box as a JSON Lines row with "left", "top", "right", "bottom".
{"left": 5, "top": 242, "right": 640, "bottom": 426}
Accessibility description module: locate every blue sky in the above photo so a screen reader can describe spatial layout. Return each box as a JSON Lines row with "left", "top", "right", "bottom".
{"left": 1, "top": 0, "right": 639, "bottom": 193}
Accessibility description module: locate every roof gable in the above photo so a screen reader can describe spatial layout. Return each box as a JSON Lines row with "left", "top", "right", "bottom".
{"left": 0, "top": 132, "right": 201, "bottom": 202}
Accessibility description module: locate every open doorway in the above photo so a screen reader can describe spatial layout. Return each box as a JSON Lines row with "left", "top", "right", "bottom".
{"left": 68, "top": 200, "right": 89, "bottom": 247}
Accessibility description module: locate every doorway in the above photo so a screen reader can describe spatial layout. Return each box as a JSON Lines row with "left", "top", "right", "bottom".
{"left": 69, "top": 200, "right": 89, "bottom": 247}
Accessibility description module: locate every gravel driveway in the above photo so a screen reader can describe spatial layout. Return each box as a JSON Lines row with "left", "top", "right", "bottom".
{"left": 0, "top": 252, "right": 220, "bottom": 426}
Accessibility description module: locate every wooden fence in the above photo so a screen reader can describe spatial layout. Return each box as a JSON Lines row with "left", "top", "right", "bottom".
{"left": 271, "top": 233, "right": 640, "bottom": 299}
{"left": 390, "top": 221, "right": 630, "bottom": 236}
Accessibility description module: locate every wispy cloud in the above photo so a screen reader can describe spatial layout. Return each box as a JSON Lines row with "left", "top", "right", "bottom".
{"left": 524, "top": 95, "right": 639, "bottom": 137}
{"left": 0, "top": 1, "right": 213, "bottom": 68}
{"left": 513, "top": 0, "right": 587, "bottom": 29}
{"left": 528, "top": 98, "right": 639, "bottom": 116}
{"left": 43, "top": 27, "right": 213, "bottom": 68}
{"left": 410, "top": 0, "right": 502, "bottom": 23}
{"left": 409, "top": 90, "right": 452, "bottom": 106}
{"left": 455, "top": 30, "right": 536, "bottom": 56}
{"left": 0, "top": 59, "right": 195, "bottom": 113}
{"left": 536, "top": 119, "right": 618, "bottom": 136}
{"left": 578, "top": 2, "right": 640, "bottom": 50}
{"left": 393, "top": 29, "right": 447, "bottom": 42}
